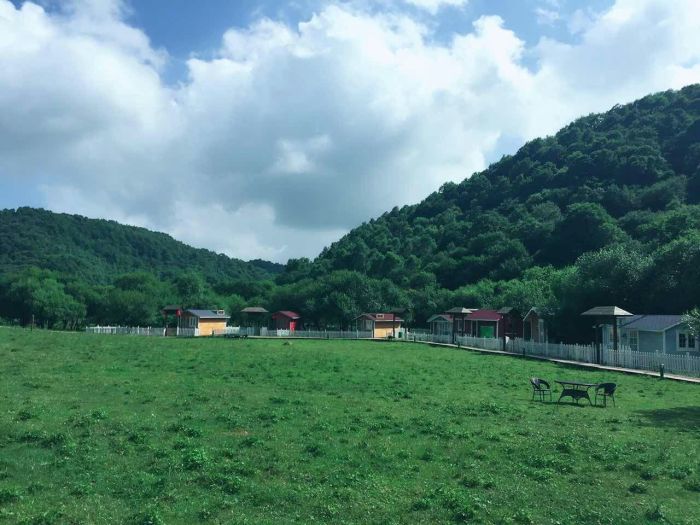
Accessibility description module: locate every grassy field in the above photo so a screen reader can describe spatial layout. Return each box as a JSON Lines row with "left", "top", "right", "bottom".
{"left": 0, "top": 328, "right": 698, "bottom": 524}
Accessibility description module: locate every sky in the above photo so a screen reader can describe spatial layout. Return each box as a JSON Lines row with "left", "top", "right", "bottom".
{"left": 1, "top": 0, "right": 699, "bottom": 263}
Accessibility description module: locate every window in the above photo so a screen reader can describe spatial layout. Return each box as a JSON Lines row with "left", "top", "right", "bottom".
{"left": 678, "top": 332, "right": 697, "bottom": 350}
{"left": 628, "top": 330, "right": 638, "bottom": 352}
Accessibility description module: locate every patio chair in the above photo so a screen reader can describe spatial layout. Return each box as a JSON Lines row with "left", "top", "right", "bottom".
{"left": 595, "top": 383, "right": 617, "bottom": 407}
{"left": 530, "top": 377, "right": 552, "bottom": 402}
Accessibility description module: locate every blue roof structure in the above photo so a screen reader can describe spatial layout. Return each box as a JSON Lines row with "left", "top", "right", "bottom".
{"left": 619, "top": 315, "right": 684, "bottom": 332}
{"left": 185, "top": 309, "right": 229, "bottom": 319}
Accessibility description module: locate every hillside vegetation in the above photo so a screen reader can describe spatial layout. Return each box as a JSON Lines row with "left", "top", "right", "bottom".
{"left": 274, "top": 85, "right": 700, "bottom": 338}
{"left": 0, "top": 208, "right": 282, "bottom": 327}
{"left": 1, "top": 86, "right": 699, "bottom": 339}
{"left": 0, "top": 207, "right": 280, "bottom": 283}
{"left": 1, "top": 329, "right": 699, "bottom": 524}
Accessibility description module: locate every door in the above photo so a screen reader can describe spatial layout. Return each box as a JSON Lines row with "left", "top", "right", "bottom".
{"left": 479, "top": 325, "right": 495, "bottom": 338}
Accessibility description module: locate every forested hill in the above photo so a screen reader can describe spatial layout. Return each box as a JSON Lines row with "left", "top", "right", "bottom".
{"left": 314, "top": 85, "right": 700, "bottom": 292}
{"left": 0, "top": 207, "right": 282, "bottom": 283}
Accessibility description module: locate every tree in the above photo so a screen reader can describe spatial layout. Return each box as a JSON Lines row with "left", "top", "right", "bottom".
{"left": 682, "top": 308, "right": 700, "bottom": 338}
{"left": 545, "top": 203, "right": 627, "bottom": 265}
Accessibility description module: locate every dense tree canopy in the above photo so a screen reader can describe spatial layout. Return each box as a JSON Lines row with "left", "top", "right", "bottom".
{"left": 1, "top": 85, "right": 699, "bottom": 341}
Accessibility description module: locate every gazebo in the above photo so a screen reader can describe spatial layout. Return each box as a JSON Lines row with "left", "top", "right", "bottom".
{"left": 444, "top": 307, "right": 475, "bottom": 344}
{"left": 241, "top": 306, "right": 269, "bottom": 334}
{"left": 389, "top": 308, "right": 407, "bottom": 339}
{"left": 581, "top": 306, "right": 634, "bottom": 361}
{"left": 161, "top": 304, "right": 183, "bottom": 336}
{"left": 497, "top": 307, "right": 522, "bottom": 350}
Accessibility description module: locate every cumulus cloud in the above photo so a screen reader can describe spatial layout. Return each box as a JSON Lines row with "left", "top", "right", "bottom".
{"left": 402, "top": 0, "right": 468, "bottom": 15}
{"left": 0, "top": 0, "right": 699, "bottom": 262}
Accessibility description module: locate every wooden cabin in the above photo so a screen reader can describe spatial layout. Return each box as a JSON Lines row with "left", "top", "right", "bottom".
{"left": 355, "top": 313, "right": 404, "bottom": 339}
{"left": 466, "top": 309, "right": 504, "bottom": 338}
{"left": 271, "top": 311, "right": 301, "bottom": 331}
{"left": 181, "top": 309, "right": 229, "bottom": 337}
{"left": 523, "top": 308, "right": 548, "bottom": 343}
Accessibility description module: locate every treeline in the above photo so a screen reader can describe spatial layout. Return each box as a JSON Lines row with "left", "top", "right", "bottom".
{"left": 0, "top": 207, "right": 282, "bottom": 284}
{"left": 1, "top": 86, "right": 699, "bottom": 342}
{"left": 314, "top": 85, "right": 700, "bottom": 289}
{"left": 3, "top": 236, "right": 698, "bottom": 342}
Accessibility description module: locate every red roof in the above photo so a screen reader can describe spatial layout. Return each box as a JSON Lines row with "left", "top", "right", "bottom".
{"left": 467, "top": 309, "right": 502, "bottom": 321}
{"left": 272, "top": 310, "right": 301, "bottom": 320}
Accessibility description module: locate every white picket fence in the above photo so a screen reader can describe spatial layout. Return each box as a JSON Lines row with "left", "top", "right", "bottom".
{"left": 85, "top": 326, "right": 166, "bottom": 336}
{"left": 85, "top": 326, "right": 201, "bottom": 337}
{"left": 260, "top": 329, "right": 374, "bottom": 339}
{"left": 457, "top": 334, "right": 504, "bottom": 351}
{"left": 599, "top": 347, "right": 700, "bottom": 376}
{"left": 410, "top": 332, "right": 452, "bottom": 344}
{"left": 408, "top": 332, "right": 700, "bottom": 377}
{"left": 509, "top": 338, "right": 599, "bottom": 364}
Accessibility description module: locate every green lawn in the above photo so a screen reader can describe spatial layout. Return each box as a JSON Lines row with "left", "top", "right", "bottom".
{"left": 0, "top": 328, "right": 698, "bottom": 524}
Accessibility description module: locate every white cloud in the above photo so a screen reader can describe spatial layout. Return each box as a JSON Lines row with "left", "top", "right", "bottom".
{"left": 535, "top": 7, "right": 560, "bottom": 26}
{"left": 0, "top": 0, "right": 699, "bottom": 262}
{"left": 402, "top": 0, "right": 468, "bottom": 15}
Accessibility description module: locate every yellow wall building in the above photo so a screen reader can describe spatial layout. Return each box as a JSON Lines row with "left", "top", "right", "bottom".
{"left": 355, "top": 313, "right": 404, "bottom": 339}
{"left": 181, "top": 309, "right": 230, "bottom": 336}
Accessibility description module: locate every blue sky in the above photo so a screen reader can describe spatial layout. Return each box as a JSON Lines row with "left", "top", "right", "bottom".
{"left": 1, "top": 0, "right": 699, "bottom": 262}
{"left": 16, "top": 0, "right": 614, "bottom": 83}
{"left": 122, "top": 0, "right": 611, "bottom": 82}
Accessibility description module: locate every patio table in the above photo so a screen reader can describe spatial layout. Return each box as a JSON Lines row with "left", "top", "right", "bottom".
{"left": 555, "top": 380, "right": 597, "bottom": 405}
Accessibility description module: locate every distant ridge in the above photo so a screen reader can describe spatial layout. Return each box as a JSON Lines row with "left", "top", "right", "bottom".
{"left": 0, "top": 207, "right": 283, "bottom": 284}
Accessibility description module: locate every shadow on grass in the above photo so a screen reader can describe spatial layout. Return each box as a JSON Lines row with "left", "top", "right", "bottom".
{"left": 635, "top": 406, "right": 700, "bottom": 432}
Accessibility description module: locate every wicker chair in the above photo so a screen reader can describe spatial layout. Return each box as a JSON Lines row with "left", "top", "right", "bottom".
{"left": 595, "top": 383, "right": 617, "bottom": 407}
{"left": 530, "top": 377, "right": 552, "bottom": 402}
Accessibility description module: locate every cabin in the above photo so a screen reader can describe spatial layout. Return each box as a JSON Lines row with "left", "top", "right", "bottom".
{"left": 427, "top": 307, "right": 475, "bottom": 336}
{"left": 613, "top": 315, "right": 698, "bottom": 353}
{"left": 466, "top": 309, "right": 504, "bottom": 338}
{"left": 497, "top": 307, "right": 523, "bottom": 339}
{"left": 355, "top": 313, "right": 404, "bottom": 339}
{"left": 271, "top": 310, "right": 301, "bottom": 331}
{"left": 427, "top": 314, "right": 454, "bottom": 336}
{"left": 180, "top": 309, "right": 230, "bottom": 337}
{"left": 523, "top": 308, "right": 548, "bottom": 343}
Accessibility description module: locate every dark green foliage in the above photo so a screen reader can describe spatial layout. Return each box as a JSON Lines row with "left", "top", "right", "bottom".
{"left": 0, "top": 207, "right": 282, "bottom": 284}
{"left": 292, "top": 85, "right": 700, "bottom": 339}
{"left": 317, "top": 87, "right": 699, "bottom": 285}
{"left": 0, "top": 209, "right": 283, "bottom": 327}
{"left": 2, "top": 86, "right": 700, "bottom": 337}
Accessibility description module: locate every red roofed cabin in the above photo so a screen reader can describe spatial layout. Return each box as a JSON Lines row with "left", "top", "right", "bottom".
{"left": 355, "top": 313, "right": 404, "bottom": 339}
{"left": 466, "top": 309, "right": 504, "bottom": 339}
{"left": 271, "top": 311, "right": 301, "bottom": 331}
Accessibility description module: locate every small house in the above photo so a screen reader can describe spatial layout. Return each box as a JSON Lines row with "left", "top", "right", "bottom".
{"left": 466, "top": 309, "right": 503, "bottom": 338}
{"left": 427, "top": 307, "right": 475, "bottom": 336}
{"left": 497, "top": 307, "right": 523, "bottom": 339}
{"left": 427, "top": 314, "right": 454, "bottom": 336}
{"left": 355, "top": 313, "right": 404, "bottom": 339}
{"left": 523, "top": 308, "right": 548, "bottom": 343}
{"left": 272, "top": 311, "right": 301, "bottom": 331}
{"left": 180, "top": 309, "right": 230, "bottom": 337}
{"left": 616, "top": 315, "right": 698, "bottom": 353}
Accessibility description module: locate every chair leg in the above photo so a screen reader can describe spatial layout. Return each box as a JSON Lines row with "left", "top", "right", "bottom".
{"left": 611, "top": 394, "right": 615, "bottom": 407}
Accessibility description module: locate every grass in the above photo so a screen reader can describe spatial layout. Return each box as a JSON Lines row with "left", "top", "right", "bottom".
{"left": 0, "top": 327, "right": 699, "bottom": 524}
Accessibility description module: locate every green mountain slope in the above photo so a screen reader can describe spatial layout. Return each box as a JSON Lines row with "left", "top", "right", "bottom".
{"left": 0, "top": 207, "right": 282, "bottom": 283}
{"left": 315, "top": 85, "right": 700, "bottom": 291}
